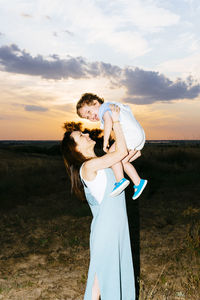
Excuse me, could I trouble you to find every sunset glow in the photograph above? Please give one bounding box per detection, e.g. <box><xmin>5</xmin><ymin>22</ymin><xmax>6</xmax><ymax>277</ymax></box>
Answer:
<box><xmin>0</xmin><ymin>0</ymin><xmax>200</xmax><ymax>140</ymax></box>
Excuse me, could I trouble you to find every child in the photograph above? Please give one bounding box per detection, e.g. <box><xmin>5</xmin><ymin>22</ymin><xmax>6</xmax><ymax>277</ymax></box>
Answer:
<box><xmin>76</xmin><ymin>93</ymin><xmax>147</xmax><ymax>200</ymax></box>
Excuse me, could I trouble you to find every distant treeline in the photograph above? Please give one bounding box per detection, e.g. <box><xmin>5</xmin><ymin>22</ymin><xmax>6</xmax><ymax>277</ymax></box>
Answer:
<box><xmin>0</xmin><ymin>143</ymin><xmax>61</xmax><ymax>156</ymax></box>
<box><xmin>0</xmin><ymin>121</ymin><xmax>200</xmax><ymax>156</ymax></box>
<box><xmin>0</xmin><ymin>123</ymin><xmax>105</xmax><ymax>156</ymax></box>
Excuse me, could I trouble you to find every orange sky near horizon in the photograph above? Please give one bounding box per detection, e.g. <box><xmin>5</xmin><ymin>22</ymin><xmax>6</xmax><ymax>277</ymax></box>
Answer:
<box><xmin>1</xmin><ymin>1</ymin><xmax>200</xmax><ymax>141</ymax></box>
<box><xmin>1</xmin><ymin>75</ymin><xmax>200</xmax><ymax>141</ymax></box>
<box><xmin>1</xmin><ymin>72</ymin><xmax>200</xmax><ymax>141</ymax></box>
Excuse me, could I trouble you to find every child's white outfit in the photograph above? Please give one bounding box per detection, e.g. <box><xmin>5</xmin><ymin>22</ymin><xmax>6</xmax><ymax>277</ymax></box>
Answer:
<box><xmin>99</xmin><ymin>102</ymin><xmax>145</xmax><ymax>151</ymax></box>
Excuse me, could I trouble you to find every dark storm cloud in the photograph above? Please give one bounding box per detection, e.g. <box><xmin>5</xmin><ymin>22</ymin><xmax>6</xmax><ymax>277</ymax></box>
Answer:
<box><xmin>87</xmin><ymin>61</ymin><xmax>121</xmax><ymax>77</ymax></box>
<box><xmin>0</xmin><ymin>44</ymin><xmax>120</xmax><ymax>80</ymax></box>
<box><xmin>25</xmin><ymin>105</ymin><xmax>48</xmax><ymax>112</ymax></box>
<box><xmin>122</xmin><ymin>68</ymin><xmax>200</xmax><ymax>104</ymax></box>
<box><xmin>0</xmin><ymin>44</ymin><xmax>199</xmax><ymax>104</ymax></box>
<box><xmin>0</xmin><ymin>45</ymin><xmax>86</xmax><ymax>79</ymax></box>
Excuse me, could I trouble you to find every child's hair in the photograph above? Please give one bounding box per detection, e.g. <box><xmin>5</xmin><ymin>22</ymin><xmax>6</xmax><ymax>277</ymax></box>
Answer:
<box><xmin>76</xmin><ymin>93</ymin><xmax>104</xmax><ymax>117</ymax></box>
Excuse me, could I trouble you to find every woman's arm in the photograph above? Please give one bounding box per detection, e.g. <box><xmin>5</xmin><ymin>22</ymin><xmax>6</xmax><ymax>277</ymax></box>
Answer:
<box><xmin>82</xmin><ymin>105</ymin><xmax>127</xmax><ymax>180</ymax></box>
<box><xmin>103</xmin><ymin>111</ymin><xmax>113</xmax><ymax>152</ymax></box>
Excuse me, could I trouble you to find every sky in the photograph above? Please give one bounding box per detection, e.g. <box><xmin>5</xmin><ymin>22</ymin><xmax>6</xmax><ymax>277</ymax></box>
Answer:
<box><xmin>0</xmin><ymin>0</ymin><xmax>200</xmax><ymax>140</ymax></box>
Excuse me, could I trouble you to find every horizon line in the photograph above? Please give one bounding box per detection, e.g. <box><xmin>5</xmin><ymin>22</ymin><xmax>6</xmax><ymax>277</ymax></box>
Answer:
<box><xmin>1</xmin><ymin>139</ymin><xmax>200</xmax><ymax>142</ymax></box>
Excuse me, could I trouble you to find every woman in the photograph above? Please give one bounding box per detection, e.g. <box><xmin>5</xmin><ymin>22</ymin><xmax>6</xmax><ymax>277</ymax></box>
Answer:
<box><xmin>61</xmin><ymin>105</ymin><xmax>135</xmax><ymax>300</ymax></box>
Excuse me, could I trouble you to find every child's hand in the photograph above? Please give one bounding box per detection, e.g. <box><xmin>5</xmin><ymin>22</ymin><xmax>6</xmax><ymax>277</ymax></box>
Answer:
<box><xmin>103</xmin><ymin>145</ymin><xmax>109</xmax><ymax>153</ymax></box>
<box><xmin>109</xmin><ymin>104</ymin><xmax>120</xmax><ymax>122</ymax></box>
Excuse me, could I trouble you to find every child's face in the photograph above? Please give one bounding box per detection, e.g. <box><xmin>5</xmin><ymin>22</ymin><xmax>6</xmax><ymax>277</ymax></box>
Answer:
<box><xmin>79</xmin><ymin>100</ymin><xmax>100</xmax><ymax>122</ymax></box>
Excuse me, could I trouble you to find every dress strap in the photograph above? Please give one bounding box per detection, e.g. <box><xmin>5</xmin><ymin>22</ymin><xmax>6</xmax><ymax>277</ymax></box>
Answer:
<box><xmin>80</xmin><ymin>163</ymin><xmax>88</xmax><ymax>188</ymax></box>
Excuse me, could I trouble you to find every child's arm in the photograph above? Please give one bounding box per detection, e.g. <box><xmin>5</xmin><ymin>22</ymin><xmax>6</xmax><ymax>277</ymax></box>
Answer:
<box><xmin>103</xmin><ymin>111</ymin><xmax>113</xmax><ymax>152</ymax></box>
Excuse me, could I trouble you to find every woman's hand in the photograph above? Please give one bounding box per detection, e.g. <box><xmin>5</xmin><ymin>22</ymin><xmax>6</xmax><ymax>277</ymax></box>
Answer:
<box><xmin>109</xmin><ymin>104</ymin><xmax>120</xmax><ymax>123</ymax></box>
<box><xmin>83</xmin><ymin>103</ymin><xmax>127</xmax><ymax>175</ymax></box>
<box><xmin>103</xmin><ymin>144</ymin><xmax>109</xmax><ymax>153</ymax></box>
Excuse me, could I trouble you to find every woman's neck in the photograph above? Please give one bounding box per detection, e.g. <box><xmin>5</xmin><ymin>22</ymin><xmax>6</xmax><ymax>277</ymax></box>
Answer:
<box><xmin>84</xmin><ymin>145</ymin><xmax>96</xmax><ymax>159</ymax></box>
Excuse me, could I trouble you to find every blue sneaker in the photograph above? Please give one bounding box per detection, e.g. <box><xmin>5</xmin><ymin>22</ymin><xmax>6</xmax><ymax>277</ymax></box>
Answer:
<box><xmin>132</xmin><ymin>179</ymin><xmax>148</xmax><ymax>200</ymax></box>
<box><xmin>110</xmin><ymin>178</ymin><xmax>130</xmax><ymax>197</ymax></box>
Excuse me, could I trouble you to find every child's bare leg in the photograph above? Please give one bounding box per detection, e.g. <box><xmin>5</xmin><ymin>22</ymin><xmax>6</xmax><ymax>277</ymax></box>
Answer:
<box><xmin>129</xmin><ymin>150</ymin><xmax>141</xmax><ymax>162</ymax></box>
<box><xmin>122</xmin><ymin>149</ymin><xmax>147</xmax><ymax>200</ymax></box>
<box><xmin>122</xmin><ymin>159</ymin><xmax>140</xmax><ymax>186</ymax></box>
<box><xmin>122</xmin><ymin>149</ymin><xmax>140</xmax><ymax>164</ymax></box>
<box><xmin>122</xmin><ymin>150</ymin><xmax>137</xmax><ymax>164</ymax></box>
<box><xmin>108</xmin><ymin>142</ymin><xmax>130</xmax><ymax>196</ymax></box>
<box><xmin>108</xmin><ymin>143</ymin><xmax>124</xmax><ymax>182</ymax></box>
<box><xmin>111</xmin><ymin>162</ymin><xmax>124</xmax><ymax>182</ymax></box>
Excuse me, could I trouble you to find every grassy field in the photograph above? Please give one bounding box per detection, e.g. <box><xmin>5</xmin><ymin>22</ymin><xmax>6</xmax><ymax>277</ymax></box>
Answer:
<box><xmin>0</xmin><ymin>141</ymin><xmax>199</xmax><ymax>299</ymax></box>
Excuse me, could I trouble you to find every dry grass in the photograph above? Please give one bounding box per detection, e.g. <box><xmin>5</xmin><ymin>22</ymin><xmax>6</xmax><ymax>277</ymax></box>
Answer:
<box><xmin>0</xmin><ymin>142</ymin><xmax>199</xmax><ymax>299</ymax></box>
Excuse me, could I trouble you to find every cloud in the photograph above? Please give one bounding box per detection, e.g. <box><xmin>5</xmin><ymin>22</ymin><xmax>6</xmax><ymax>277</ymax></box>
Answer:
<box><xmin>102</xmin><ymin>30</ymin><xmax>149</xmax><ymax>57</ymax></box>
<box><xmin>25</xmin><ymin>105</ymin><xmax>48</xmax><ymax>112</ymax></box>
<box><xmin>119</xmin><ymin>0</ymin><xmax>180</xmax><ymax>32</ymax></box>
<box><xmin>0</xmin><ymin>44</ymin><xmax>199</xmax><ymax>105</ymax></box>
<box><xmin>0</xmin><ymin>44</ymin><xmax>87</xmax><ymax>79</ymax></box>
<box><xmin>0</xmin><ymin>115</ymin><xmax>7</xmax><ymax>120</ymax></box>
<box><xmin>21</xmin><ymin>13</ymin><xmax>32</xmax><ymax>18</ymax></box>
<box><xmin>36</xmin><ymin>0</ymin><xmax>178</xmax><ymax>57</ymax></box>
<box><xmin>42</xmin><ymin>0</ymin><xmax>150</xmax><ymax>58</ymax></box>
<box><xmin>0</xmin><ymin>0</ymin><xmax>182</xmax><ymax>61</ymax></box>
<box><xmin>64</xmin><ymin>30</ymin><xmax>74</xmax><ymax>36</ymax></box>
<box><xmin>158</xmin><ymin>52</ymin><xmax>200</xmax><ymax>79</ymax></box>
<box><xmin>122</xmin><ymin>68</ymin><xmax>200</xmax><ymax>104</ymax></box>
<box><xmin>0</xmin><ymin>44</ymin><xmax>121</xmax><ymax>80</ymax></box>
<box><xmin>53</xmin><ymin>103</ymin><xmax>75</xmax><ymax>114</ymax></box>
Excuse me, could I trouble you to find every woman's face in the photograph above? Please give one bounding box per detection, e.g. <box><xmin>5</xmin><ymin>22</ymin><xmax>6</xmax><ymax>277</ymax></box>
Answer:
<box><xmin>70</xmin><ymin>131</ymin><xmax>96</xmax><ymax>155</ymax></box>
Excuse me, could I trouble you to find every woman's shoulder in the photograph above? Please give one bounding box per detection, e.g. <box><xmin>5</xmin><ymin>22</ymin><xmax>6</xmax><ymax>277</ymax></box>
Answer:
<box><xmin>82</xmin><ymin>163</ymin><xmax>107</xmax><ymax>179</ymax></box>
<box><xmin>81</xmin><ymin>161</ymin><xmax>98</xmax><ymax>181</ymax></box>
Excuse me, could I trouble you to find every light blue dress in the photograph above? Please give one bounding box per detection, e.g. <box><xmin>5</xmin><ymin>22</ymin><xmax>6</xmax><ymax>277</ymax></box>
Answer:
<box><xmin>81</xmin><ymin>167</ymin><xmax>135</xmax><ymax>300</ymax></box>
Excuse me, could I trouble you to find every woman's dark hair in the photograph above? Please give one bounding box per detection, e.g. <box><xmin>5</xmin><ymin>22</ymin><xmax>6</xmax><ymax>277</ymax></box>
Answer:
<box><xmin>61</xmin><ymin>131</ymin><xmax>87</xmax><ymax>201</ymax></box>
